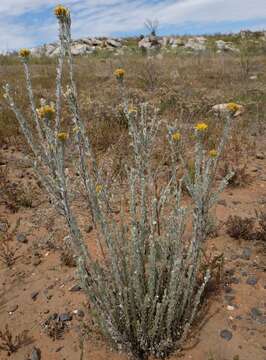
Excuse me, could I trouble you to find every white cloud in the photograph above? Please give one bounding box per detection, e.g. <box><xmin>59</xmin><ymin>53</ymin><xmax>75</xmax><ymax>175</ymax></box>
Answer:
<box><xmin>0</xmin><ymin>0</ymin><xmax>266</xmax><ymax>51</ymax></box>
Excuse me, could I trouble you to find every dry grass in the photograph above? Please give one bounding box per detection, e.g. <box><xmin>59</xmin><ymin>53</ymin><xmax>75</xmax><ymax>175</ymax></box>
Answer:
<box><xmin>0</xmin><ymin>324</ymin><xmax>31</xmax><ymax>356</ymax></box>
<box><xmin>226</xmin><ymin>215</ymin><xmax>255</xmax><ymax>240</ymax></box>
<box><xmin>1</xmin><ymin>46</ymin><xmax>266</xmax><ymax>174</ymax></box>
<box><xmin>0</xmin><ymin>218</ymin><xmax>20</xmax><ymax>268</ymax></box>
<box><xmin>0</xmin><ymin>164</ymin><xmax>33</xmax><ymax>212</ymax></box>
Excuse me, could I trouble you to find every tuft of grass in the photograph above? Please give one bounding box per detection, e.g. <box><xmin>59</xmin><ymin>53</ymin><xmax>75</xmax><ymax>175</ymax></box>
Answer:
<box><xmin>0</xmin><ymin>165</ymin><xmax>33</xmax><ymax>212</ymax></box>
<box><xmin>0</xmin><ymin>325</ymin><xmax>31</xmax><ymax>356</ymax></box>
<box><xmin>220</xmin><ymin>163</ymin><xmax>250</xmax><ymax>188</ymax></box>
<box><xmin>0</xmin><ymin>219</ymin><xmax>20</xmax><ymax>268</ymax></box>
<box><xmin>255</xmin><ymin>208</ymin><xmax>266</xmax><ymax>242</ymax></box>
<box><xmin>60</xmin><ymin>236</ymin><xmax>76</xmax><ymax>267</ymax></box>
<box><xmin>226</xmin><ymin>215</ymin><xmax>255</xmax><ymax>240</ymax></box>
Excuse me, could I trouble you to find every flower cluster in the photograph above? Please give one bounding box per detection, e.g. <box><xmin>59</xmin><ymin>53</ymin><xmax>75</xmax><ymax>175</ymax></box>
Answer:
<box><xmin>209</xmin><ymin>149</ymin><xmax>218</xmax><ymax>158</ymax></box>
<box><xmin>96</xmin><ymin>184</ymin><xmax>103</xmax><ymax>194</ymax></box>
<box><xmin>128</xmin><ymin>105</ymin><xmax>137</xmax><ymax>115</ymax></box>
<box><xmin>114</xmin><ymin>68</ymin><xmax>125</xmax><ymax>80</ymax></box>
<box><xmin>195</xmin><ymin>122</ymin><xmax>208</xmax><ymax>132</ymax></box>
<box><xmin>19</xmin><ymin>48</ymin><xmax>31</xmax><ymax>59</ymax></box>
<box><xmin>57</xmin><ymin>132</ymin><xmax>68</xmax><ymax>142</ymax></box>
<box><xmin>172</xmin><ymin>131</ymin><xmax>181</xmax><ymax>142</ymax></box>
<box><xmin>36</xmin><ymin>105</ymin><xmax>55</xmax><ymax>120</ymax></box>
<box><xmin>54</xmin><ymin>5</ymin><xmax>69</xmax><ymax>18</ymax></box>
<box><xmin>227</xmin><ymin>102</ymin><xmax>241</xmax><ymax>114</ymax></box>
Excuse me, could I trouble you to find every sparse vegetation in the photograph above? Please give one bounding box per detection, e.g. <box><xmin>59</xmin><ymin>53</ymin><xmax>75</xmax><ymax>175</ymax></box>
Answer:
<box><xmin>226</xmin><ymin>215</ymin><xmax>255</xmax><ymax>240</ymax></box>
<box><xmin>0</xmin><ymin>218</ymin><xmax>20</xmax><ymax>267</ymax></box>
<box><xmin>42</xmin><ymin>314</ymin><xmax>68</xmax><ymax>340</ymax></box>
<box><xmin>226</xmin><ymin>209</ymin><xmax>266</xmax><ymax>242</ymax></box>
<box><xmin>0</xmin><ymin>325</ymin><xmax>30</xmax><ymax>356</ymax></box>
<box><xmin>255</xmin><ymin>208</ymin><xmax>266</xmax><ymax>242</ymax></box>
<box><xmin>0</xmin><ymin>165</ymin><xmax>33</xmax><ymax>212</ymax></box>
<box><xmin>220</xmin><ymin>163</ymin><xmax>250</xmax><ymax>188</ymax></box>
<box><xmin>60</xmin><ymin>236</ymin><xmax>76</xmax><ymax>267</ymax></box>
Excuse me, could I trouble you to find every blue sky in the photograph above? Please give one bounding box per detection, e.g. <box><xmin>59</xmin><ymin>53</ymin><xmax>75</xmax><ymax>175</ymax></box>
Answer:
<box><xmin>1</xmin><ymin>0</ymin><xmax>266</xmax><ymax>51</ymax></box>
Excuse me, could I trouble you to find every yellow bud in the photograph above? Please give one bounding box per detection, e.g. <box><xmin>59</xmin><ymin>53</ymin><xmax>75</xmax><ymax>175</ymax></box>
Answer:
<box><xmin>114</xmin><ymin>68</ymin><xmax>125</xmax><ymax>79</ymax></box>
<box><xmin>195</xmin><ymin>122</ymin><xmax>208</xmax><ymax>132</ymax></box>
<box><xmin>172</xmin><ymin>131</ymin><xmax>181</xmax><ymax>142</ymax></box>
<box><xmin>227</xmin><ymin>102</ymin><xmax>241</xmax><ymax>113</ymax></box>
<box><xmin>36</xmin><ymin>105</ymin><xmax>55</xmax><ymax>120</ymax></box>
<box><xmin>54</xmin><ymin>5</ymin><xmax>69</xmax><ymax>18</ymax></box>
<box><xmin>19</xmin><ymin>48</ymin><xmax>31</xmax><ymax>58</ymax></box>
<box><xmin>209</xmin><ymin>149</ymin><xmax>218</xmax><ymax>158</ymax></box>
<box><xmin>128</xmin><ymin>106</ymin><xmax>137</xmax><ymax>115</ymax></box>
<box><xmin>96</xmin><ymin>184</ymin><xmax>103</xmax><ymax>194</ymax></box>
<box><xmin>57</xmin><ymin>132</ymin><xmax>68</xmax><ymax>142</ymax></box>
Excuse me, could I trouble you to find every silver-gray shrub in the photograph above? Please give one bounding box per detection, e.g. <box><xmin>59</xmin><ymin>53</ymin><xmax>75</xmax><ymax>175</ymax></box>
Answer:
<box><xmin>3</xmin><ymin>6</ymin><xmax>234</xmax><ymax>360</ymax></box>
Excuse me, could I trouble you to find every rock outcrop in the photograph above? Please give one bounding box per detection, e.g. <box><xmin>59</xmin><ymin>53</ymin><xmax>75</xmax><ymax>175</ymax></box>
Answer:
<box><xmin>30</xmin><ymin>37</ymin><xmax>123</xmax><ymax>57</ymax></box>
<box><xmin>184</xmin><ymin>37</ymin><xmax>207</xmax><ymax>51</ymax></box>
<box><xmin>138</xmin><ymin>35</ymin><xmax>161</xmax><ymax>50</ymax></box>
<box><xmin>25</xmin><ymin>31</ymin><xmax>266</xmax><ymax>57</ymax></box>
<box><xmin>215</xmin><ymin>40</ymin><xmax>239</xmax><ymax>53</ymax></box>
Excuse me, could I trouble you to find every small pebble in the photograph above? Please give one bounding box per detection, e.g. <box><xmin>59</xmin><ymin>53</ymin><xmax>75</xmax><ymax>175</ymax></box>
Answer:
<box><xmin>69</xmin><ymin>284</ymin><xmax>82</xmax><ymax>292</ymax></box>
<box><xmin>59</xmin><ymin>313</ymin><xmax>72</xmax><ymax>322</ymax></box>
<box><xmin>250</xmin><ymin>308</ymin><xmax>266</xmax><ymax>324</ymax></box>
<box><xmin>31</xmin><ymin>291</ymin><xmax>39</xmax><ymax>301</ymax></box>
<box><xmin>256</xmin><ymin>153</ymin><xmax>265</xmax><ymax>160</ymax></box>
<box><xmin>220</xmin><ymin>329</ymin><xmax>233</xmax><ymax>341</ymax></box>
<box><xmin>241</xmin><ymin>248</ymin><xmax>252</xmax><ymax>260</ymax></box>
<box><xmin>32</xmin><ymin>258</ymin><xmax>41</xmax><ymax>266</ymax></box>
<box><xmin>246</xmin><ymin>276</ymin><xmax>258</xmax><ymax>286</ymax></box>
<box><xmin>16</xmin><ymin>233</ymin><xmax>28</xmax><ymax>243</ymax></box>
<box><xmin>30</xmin><ymin>347</ymin><xmax>41</xmax><ymax>360</ymax></box>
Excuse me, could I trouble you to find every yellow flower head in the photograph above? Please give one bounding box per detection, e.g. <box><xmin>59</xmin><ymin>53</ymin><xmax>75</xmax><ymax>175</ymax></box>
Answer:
<box><xmin>19</xmin><ymin>48</ymin><xmax>31</xmax><ymax>58</ymax></box>
<box><xmin>54</xmin><ymin>5</ymin><xmax>69</xmax><ymax>18</ymax></box>
<box><xmin>172</xmin><ymin>131</ymin><xmax>181</xmax><ymax>142</ymax></box>
<box><xmin>96</xmin><ymin>184</ymin><xmax>103</xmax><ymax>194</ymax></box>
<box><xmin>128</xmin><ymin>106</ymin><xmax>137</xmax><ymax>115</ymax></box>
<box><xmin>209</xmin><ymin>149</ymin><xmax>218</xmax><ymax>158</ymax></box>
<box><xmin>36</xmin><ymin>105</ymin><xmax>55</xmax><ymax>120</ymax></box>
<box><xmin>195</xmin><ymin>122</ymin><xmax>208</xmax><ymax>132</ymax></box>
<box><xmin>114</xmin><ymin>68</ymin><xmax>125</xmax><ymax>79</ymax></box>
<box><xmin>227</xmin><ymin>102</ymin><xmax>240</xmax><ymax>113</ymax></box>
<box><xmin>57</xmin><ymin>132</ymin><xmax>69</xmax><ymax>142</ymax></box>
